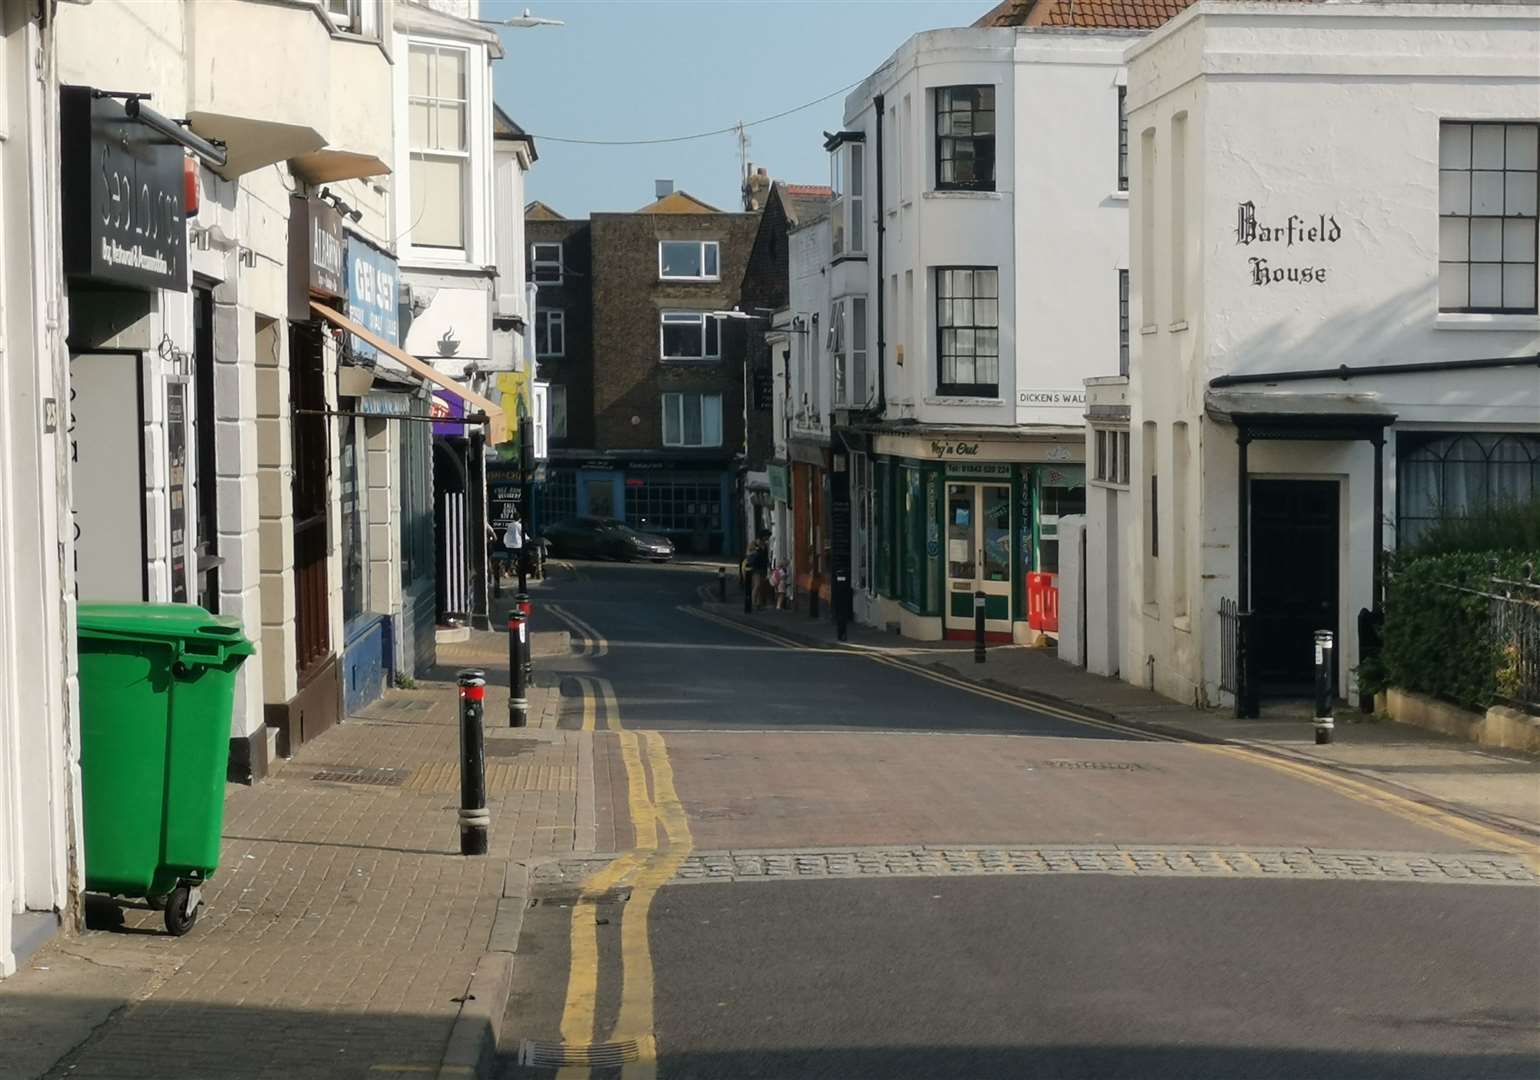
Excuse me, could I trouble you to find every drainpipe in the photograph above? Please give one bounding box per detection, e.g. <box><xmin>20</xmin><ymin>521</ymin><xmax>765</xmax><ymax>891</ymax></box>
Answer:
<box><xmin>873</xmin><ymin>93</ymin><xmax>886</xmax><ymax>418</ymax></box>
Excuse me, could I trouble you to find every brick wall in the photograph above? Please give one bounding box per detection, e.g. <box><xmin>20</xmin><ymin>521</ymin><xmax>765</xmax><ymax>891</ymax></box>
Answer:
<box><xmin>526</xmin><ymin>218</ymin><xmax>593</xmax><ymax>448</ymax></box>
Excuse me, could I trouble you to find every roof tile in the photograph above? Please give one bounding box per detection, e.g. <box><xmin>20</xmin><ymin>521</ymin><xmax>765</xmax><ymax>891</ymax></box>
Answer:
<box><xmin>976</xmin><ymin>0</ymin><xmax>1203</xmax><ymax>30</ymax></box>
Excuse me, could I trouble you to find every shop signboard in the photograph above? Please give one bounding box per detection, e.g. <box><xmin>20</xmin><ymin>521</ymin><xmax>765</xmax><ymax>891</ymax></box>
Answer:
<box><xmin>345</xmin><ymin>237</ymin><xmax>399</xmax><ymax>360</ymax></box>
<box><xmin>431</xmin><ymin>390</ymin><xmax>466</xmax><ymax>438</ymax></box>
<box><xmin>768</xmin><ymin>464</ymin><xmax>789</xmax><ymax>503</ymax></box>
<box><xmin>60</xmin><ymin>86</ymin><xmax>187</xmax><ymax>292</ymax></box>
<box><xmin>287</xmin><ymin>195</ymin><xmax>344</xmax><ymax>319</ymax></box>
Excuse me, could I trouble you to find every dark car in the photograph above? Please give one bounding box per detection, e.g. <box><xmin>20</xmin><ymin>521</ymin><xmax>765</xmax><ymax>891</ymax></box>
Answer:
<box><xmin>542</xmin><ymin>517</ymin><xmax>675</xmax><ymax>562</ymax></box>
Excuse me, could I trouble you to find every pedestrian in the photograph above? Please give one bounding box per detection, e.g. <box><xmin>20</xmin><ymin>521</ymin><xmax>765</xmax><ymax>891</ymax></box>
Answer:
<box><xmin>770</xmin><ymin>560</ymin><xmax>787</xmax><ymax>610</ymax></box>
<box><xmin>748</xmin><ymin>537</ymin><xmax>771</xmax><ymax>610</ymax></box>
<box><xmin>504</xmin><ymin>512</ymin><xmax>526</xmax><ymax>589</ymax></box>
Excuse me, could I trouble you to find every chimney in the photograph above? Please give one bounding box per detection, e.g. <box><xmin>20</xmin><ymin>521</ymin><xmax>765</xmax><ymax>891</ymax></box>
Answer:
<box><xmin>742</xmin><ymin>165</ymin><xmax>771</xmax><ymax>211</ymax></box>
<box><xmin>654</xmin><ymin>179</ymin><xmax>674</xmax><ymax>200</ymax></box>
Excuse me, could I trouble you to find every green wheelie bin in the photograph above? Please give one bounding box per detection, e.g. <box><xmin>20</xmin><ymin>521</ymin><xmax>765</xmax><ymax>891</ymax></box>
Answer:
<box><xmin>77</xmin><ymin>603</ymin><xmax>254</xmax><ymax>936</ymax></box>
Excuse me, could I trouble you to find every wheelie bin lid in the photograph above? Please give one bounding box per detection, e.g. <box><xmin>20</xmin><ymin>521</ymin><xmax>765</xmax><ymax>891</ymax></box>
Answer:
<box><xmin>78</xmin><ymin>603</ymin><xmax>255</xmax><ymax>667</ymax></box>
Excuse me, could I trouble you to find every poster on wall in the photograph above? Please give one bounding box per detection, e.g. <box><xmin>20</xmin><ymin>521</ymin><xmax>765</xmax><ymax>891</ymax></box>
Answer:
<box><xmin>166</xmin><ymin>380</ymin><xmax>190</xmax><ymax>604</ymax></box>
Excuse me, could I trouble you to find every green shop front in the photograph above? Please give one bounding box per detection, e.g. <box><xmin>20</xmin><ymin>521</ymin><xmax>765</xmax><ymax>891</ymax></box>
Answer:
<box><xmin>865</xmin><ymin>434</ymin><xmax>1085</xmax><ymax>643</ymax></box>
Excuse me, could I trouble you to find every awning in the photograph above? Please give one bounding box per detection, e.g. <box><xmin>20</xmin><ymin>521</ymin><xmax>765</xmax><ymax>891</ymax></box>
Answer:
<box><xmin>309</xmin><ymin>302</ymin><xmax>507</xmax><ymax>443</ymax></box>
<box><xmin>1205</xmin><ymin>390</ymin><xmax>1397</xmax><ymax>441</ymax></box>
<box><xmin>186</xmin><ymin>112</ymin><xmax>325</xmax><ymax>179</ymax></box>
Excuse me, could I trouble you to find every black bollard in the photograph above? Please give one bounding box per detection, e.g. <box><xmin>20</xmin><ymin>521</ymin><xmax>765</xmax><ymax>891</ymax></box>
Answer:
<box><xmin>834</xmin><ymin>569</ymin><xmax>849</xmax><ymax>642</ymax></box>
<box><xmin>974</xmin><ymin>590</ymin><xmax>987</xmax><ymax>663</ymax></box>
<box><xmin>516</xmin><ymin>593</ymin><xmax>533</xmax><ymax>681</ymax></box>
<box><xmin>718</xmin><ymin>565</ymin><xmax>727</xmax><ymax>602</ymax></box>
<box><xmin>508</xmin><ymin>612</ymin><xmax>528</xmax><ymax>727</ymax></box>
<box><xmin>744</xmin><ymin>567</ymin><xmax>754</xmax><ymax>613</ymax></box>
<box><xmin>458</xmin><ymin>669</ymin><xmax>490</xmax><ymax>854</ymax></box>
<box><xmin>1313</xmin><ymin>629</ymin><xmax>1335</xmax><ymax>744</ymax></box>
<box><xmin>516</xmin><ymin>547</ymin><xmax>528</xmax><ymax>594</ymax></box>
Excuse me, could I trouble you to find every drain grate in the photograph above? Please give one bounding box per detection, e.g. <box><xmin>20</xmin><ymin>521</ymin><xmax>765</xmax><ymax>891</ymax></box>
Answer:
<box><xmin>528</xmin><ymin>886</ymin><xmax>632</xmax><ymax>908</ymax></box>
<box><xmin>519</xmin><ymin>1037</ymin><xmax>647</xmax><ymax>1069</ymax></box>
<box><xmin>378</xmin><ymin>698</ymin><xmax>432</xmax><ymax>712</ymax></box>
<box><xmin>1044</xmin><ymin>760</ymin><xmax>1144</xmax><ymax>771</ymax></box>
<box><xmin>309</xmin><ymin>765</ymin><xmax>410</xmax><ymax>786</ymax></box>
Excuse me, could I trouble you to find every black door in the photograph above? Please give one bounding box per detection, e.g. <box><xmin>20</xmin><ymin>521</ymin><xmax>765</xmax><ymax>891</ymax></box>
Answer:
<box><xmin>1251</xmin><ymin>479</ymin><xmax>1338</xmax><ymax>695</ymax></box>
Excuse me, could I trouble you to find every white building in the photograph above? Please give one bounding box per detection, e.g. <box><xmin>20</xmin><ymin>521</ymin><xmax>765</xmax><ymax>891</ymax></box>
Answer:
<box><xmin>392</xmin><ymin>0</ymin><xmax>511</xmax><ymax>631</ymax></box>
<box><xmin>830</xmin><ymin>22</ymin><xmax>1136</xmax><ymax>642</ymax></box>
<box><xmin>1101</xmin><ymin>0</ymin><xmax>1540</xmax><ymax>711</ymax></box>
<box><xmin>1</xmin><ymin>0</ymin><xmax>75</xmax><ymax>976</ymax></box>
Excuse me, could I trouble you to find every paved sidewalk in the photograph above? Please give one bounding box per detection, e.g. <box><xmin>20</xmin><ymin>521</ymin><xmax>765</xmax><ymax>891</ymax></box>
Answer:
<box><xmin>705</xmin><ymin>600</ymin><xmax>1540</xmax><ymax>838</ymax></box>
<box><xmin>0</xmin><ymin>628</ymin><xmax>577</xmax><ymax>1080</ymax></box>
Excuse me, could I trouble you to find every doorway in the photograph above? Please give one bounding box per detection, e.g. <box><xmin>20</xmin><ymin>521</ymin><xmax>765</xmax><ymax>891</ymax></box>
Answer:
<box><xmin>943</xmin><ymin>482</ymin><xmax>1012</xmax><ymax>638</ymax></box>
<box><xmin>1251</xmin><ymin>479</ymin><xmax>1338</xmax><ymax>695</ymax></box>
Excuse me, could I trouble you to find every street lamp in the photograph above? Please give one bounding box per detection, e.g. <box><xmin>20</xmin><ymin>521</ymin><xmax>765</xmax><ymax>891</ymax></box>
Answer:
<box><xmin>479</xmin><ymin>8</ymin><xmax>565</xmax><ymax>28</ymax></box>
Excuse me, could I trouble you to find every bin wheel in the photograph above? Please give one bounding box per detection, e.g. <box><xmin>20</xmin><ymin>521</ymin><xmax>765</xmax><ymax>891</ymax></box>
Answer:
<box><xmin>164</xmin><ymin>884</ymin><xmax>199</xmax><ymax>936</ymax></box>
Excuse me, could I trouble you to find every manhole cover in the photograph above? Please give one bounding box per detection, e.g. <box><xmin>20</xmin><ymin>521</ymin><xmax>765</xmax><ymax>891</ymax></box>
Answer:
<box><xmin>309</xmin><ymin>765</ymin><xmax>410</xmax><ymax>786</ymax></box>
<box><xmin>1044</xmin><ymin>760</ymin><xmax>1144</xmax><ymax>771</ymax></box>
<box><xmin>519</xmin><ymin>1037</ymin><xmax>648</xmax><ymax>1070</ymax></box>
<box><xmin>378</xmin><ymin>698</ymin><xmax>432</xmax><ymax>712</ymax></box>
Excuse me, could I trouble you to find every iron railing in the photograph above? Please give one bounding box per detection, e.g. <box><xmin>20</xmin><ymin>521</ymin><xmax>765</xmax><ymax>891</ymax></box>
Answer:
<box><xmin>1489</xmin><ymin>574</ymin><xmax>1540</xmax><ymax>713</ymax></box>
<box><xmin>1219</xmin><ymin>597</ymin><xmax>1240</xmax><ymax>695</ymax></box>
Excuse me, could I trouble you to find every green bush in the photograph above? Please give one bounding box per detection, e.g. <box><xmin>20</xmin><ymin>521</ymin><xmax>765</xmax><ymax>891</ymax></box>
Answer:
<box><xmin>1406</xmin><ymin>501</ymin><xmax>1540</xmax><ymax>557</ymax></box>
<box><xmin>1375</xmin><ymin>551</ymin><xmax>1537</xmax><ymax>712</ymax></box>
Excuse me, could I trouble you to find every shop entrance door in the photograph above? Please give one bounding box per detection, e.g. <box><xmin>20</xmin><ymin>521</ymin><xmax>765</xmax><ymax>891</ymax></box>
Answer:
<box><xmin>944</xmin><ymin>482</ymin><xmax>1012</xmax><ymax>638</ymax></box>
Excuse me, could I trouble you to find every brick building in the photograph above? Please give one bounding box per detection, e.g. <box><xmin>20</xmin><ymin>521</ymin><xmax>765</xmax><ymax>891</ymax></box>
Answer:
<box><xmin>528</xmin><ymin>185</ymin><xmax>761</xmax><ymax>553</ymax></box>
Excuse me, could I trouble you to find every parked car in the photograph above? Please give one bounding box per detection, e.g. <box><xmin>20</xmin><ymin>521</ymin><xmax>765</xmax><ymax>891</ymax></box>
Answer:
<box><xmin>542</xmin><ymin>517</ymin><xmax>675</xmax><ymax>562</ymax></box>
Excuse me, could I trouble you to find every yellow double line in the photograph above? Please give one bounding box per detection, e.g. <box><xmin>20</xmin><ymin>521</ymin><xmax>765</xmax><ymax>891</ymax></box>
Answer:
<box><xmin>549</xmin><ymin>604</ymin><xmax>608</xmax><ymax>658</ymax></box>
<box><xmin>558</xmin><ymin>676</ymin><xmax>692</xmax><ymax>1078</ymax></box>
<box><xmin>685</xmin><ymin>605</ymin><xmax>1540</xmax><ymax>865</ymax></box>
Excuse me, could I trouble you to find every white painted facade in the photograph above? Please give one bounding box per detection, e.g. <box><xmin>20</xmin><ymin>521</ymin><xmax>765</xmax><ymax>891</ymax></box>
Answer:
<box><xmin>1116</xmin><ymin>1</ymin><xmax>1540</xmax><ymax>708</ymax></box>
<box><xmin>52</xmin><ymin>0</ymin><xmax>399</xmax><ymax>765</ymax></box>
<box><xmin>0</xmin><ymin>0</ymin><xmax>76</xmax><ymax>976</ymax></box>
<box><xmin>787</xmin><ymin>217</ymin><xmax>835</xmax><ymax>450</ymax></box>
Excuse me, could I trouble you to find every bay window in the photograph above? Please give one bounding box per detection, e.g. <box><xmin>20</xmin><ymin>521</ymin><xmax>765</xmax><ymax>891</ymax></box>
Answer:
<box><xmin>660</xmin><ymin>311</ymin><xmax>721</xmax><ymax>362</ymax></box>
<box><xmin>662</xmin><ymin>392</ymin><xmax>723</xmax><ymax>448</ymax></box>
<box><xmin>829</xmin><ymin>137</ymin><xmax>866</xmax><ymax>257</ymax></box>
<box><xmin>409</xmin><ymin>44</ymin><xmax>469</xmax><ymax>250</ymax></box>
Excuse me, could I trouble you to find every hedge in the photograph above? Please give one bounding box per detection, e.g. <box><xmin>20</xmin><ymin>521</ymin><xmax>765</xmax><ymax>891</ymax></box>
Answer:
<box><xmin>1374</xmin><ymin>551</ymin><xmax>1536</xmax><ymax>713</ymax></box>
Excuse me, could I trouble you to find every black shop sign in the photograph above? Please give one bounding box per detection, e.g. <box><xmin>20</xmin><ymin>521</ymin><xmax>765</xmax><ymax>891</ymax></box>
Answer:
<box><xmin>60</xmin><ymin>86</ymin><xmax>188</xmax><ymax>292</ymax></box>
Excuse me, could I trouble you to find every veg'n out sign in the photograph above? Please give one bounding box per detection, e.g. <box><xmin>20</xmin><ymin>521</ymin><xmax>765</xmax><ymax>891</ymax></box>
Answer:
<box><xmin>60</xmin><ymin>86</ymin><xmax>187</xmax><ymax>292</ymax></box>
<box><xmin>1234</xmin><ymin>201</ymin><xmax>1342</xmax><ymax>286</ymax></box>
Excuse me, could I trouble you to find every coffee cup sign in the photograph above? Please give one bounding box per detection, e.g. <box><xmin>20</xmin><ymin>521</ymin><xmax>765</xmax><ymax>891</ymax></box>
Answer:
<box><xmin>1235</xmin><ymin>201</ymin><xmax>1341</xmax><ymax>286</ymax></box>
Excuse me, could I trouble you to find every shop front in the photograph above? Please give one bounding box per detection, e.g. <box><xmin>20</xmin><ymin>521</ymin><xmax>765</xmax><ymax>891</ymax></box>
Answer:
<box><xmin>863</xmin><ymin>432</ymin><xmax>1085</xmax><ymax>643</ymax></box>
<box><xmin>546</xmin><ymin>452</ymin><xmax>736</xmax><ymax>555</ymax></box>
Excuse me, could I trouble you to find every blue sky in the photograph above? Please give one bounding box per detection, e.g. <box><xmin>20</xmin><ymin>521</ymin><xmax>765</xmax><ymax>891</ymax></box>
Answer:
<box><xmin>483</xmin><ymin>0</ymin><xmax>992</xmax><ymax>217</ymax></box>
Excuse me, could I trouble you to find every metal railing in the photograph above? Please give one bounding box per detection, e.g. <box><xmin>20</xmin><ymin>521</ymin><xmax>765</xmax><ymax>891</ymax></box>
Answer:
<box><xmin>1219</xmin><ymin>597</ymin><xmax>1240</xmax><ymax>695</ymax></box>
<box><xmin>1490</xmin><ymin>574</ymin><xmax>1540</xmax><ymax>713</ymax></box>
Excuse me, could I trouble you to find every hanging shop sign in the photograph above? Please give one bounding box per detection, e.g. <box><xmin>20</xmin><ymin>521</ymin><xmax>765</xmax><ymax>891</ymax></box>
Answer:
<box><xmin>287</xmin><ymin>195</ymin><xmax>344</xmax><ymax>318</ymax></box>
<box><xmin>1234</xmin><ymin>201</ymin><xmax>1341</xmax><ymax>286</ymax></box>
<box><xmin>60</xmin><ymin>86</ymin><xmax>188</xmax><ymax>292</ymax></box>
<box><xmin>431</xmin><ymin>390</ymin><xmax>467</xmax><ymax>437</ymax></box>
<box><xmin>345</xmin><ymin>237</ymin><xmax>399</xmax><ymax>359</ymax></box>
<box><xmin>404</xmin><ymin>287</ymin><xmax>490</xmax><ymax>361</ymax></box>
<box><xmin>768</xmin><ymin>463</ymin><xmax>789</xmax><ymax>503</ymax></box>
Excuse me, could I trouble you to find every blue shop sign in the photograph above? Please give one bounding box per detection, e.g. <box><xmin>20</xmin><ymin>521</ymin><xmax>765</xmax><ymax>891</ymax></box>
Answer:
<box><xmin>345</xmin><ymin>237</ymin><xmax>399</xmax><ymax>359</ymax></box>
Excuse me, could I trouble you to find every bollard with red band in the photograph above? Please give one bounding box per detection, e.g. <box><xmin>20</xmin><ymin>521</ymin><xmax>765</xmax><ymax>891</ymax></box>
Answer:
<box><xmin>457</xmin><ymin>669</ymin><xmax>489</xmax><ymax>855</ymax></box>
<box><xmin>516</xmin><ymin>593</ymin><xmax>534</xmax><ymax>681</ymax></box>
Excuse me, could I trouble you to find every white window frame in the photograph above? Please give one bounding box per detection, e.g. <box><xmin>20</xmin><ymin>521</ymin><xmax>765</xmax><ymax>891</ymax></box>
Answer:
<box><xmin>830</xmin><ymin>141</ymin><xmax>866</xmax><ymax>258</ymax></box>
<box><xmin>658</xmin><ymin>240</ymin><xmax>721</xmax><ymax>282</ymax></box>
<box><xmin>829</xmin><ymin>299</ymin><xmax>847</xmax><ymax>406</ymax></box>
<box><xmin>536</xmin><ymin>309</ymin><xmax>564</xmax><ymax>358</ymax></box>
<box><xmin>661</xmin><ymin>392</ymin><xmax>723</xmax><ymax>448</ymax></box>
<box><xmin>531</xmin><ymin>242</ymin><xmax>563</xmax><ymax>285</ymax></box>
<box><xmin>407</xmin><ymin>42</ymin><xmax>472</xmax><ymax>253</ymax></box>
<box><xmin>659</xmin><ymin>311</ymin><xmax>721</xmax><ymax>363</ymax></box>
<box><xmin>1438</xmin><ymin>120</ymin><xmax>1538</xmax><ymax>315</ymax></box>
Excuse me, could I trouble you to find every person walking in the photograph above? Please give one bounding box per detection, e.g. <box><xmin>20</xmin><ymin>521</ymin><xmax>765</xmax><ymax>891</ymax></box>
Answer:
<box><xmin>504</xmin><ymin>512</ymin><xmax>527</xmax><ymax>592</ymax></box>
<box><xmin>748</xmin><ymin>537</ymin><xmax>771</xmax><ymax>610</ymax></box>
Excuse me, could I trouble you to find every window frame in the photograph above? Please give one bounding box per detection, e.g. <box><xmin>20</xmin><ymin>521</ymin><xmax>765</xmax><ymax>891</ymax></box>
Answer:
<box><xmin>660</xmin><ymin>392</ymin><xmax>724</xmax><ymax>448</ymax></box>
<box><xmin>657</xmin><ymin>240</ymin><xmax>721</xmax><ymax>282</ymax></box>
<box><xmin>935</xmin><ymin>85</ymin><xmax>996</xmax><ymax>193</ymax></box>
<box><xmin>535</xmin><ymin>308</ymin><xmax>564</xmax><ymax>358</ymax></box>
<box><xmin>407</xmin><ymin>41</ymin><xmax>472</xmax><ymax>252</ymax></box>
<box><xmin>659</xmin><ymin>311</ymin><xmax>722</xmax><ymax>364</ymax></box>
<box><xmin>1118</xmin><ymin>269</ymin><xmax>1130</xmax><ymax>375</ymax></box>
<box><xmin>1438</xmin><ymin>120</ymin><xmax>1539</xmax><ymax>315</ymax></box>
<box><xmin>1117</xmin><ymin>86</ymin><xmax>1129</xmax><ymax>192</ymax></box>
<box><xmin>531</xmin><ymin>242</ymin><xmax>563</xmax><ymax>285</ymax></box>
<box><xmin>934</xmin><ymin>266</ymin><xmax>1001</xmax><ymax>398</ymax></box>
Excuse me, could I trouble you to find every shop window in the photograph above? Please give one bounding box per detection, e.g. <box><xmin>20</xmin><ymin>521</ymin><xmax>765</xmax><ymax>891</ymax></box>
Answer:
<box><xmin>1439</xmin><ymin>122</ymin><xmax>1538</xmax><ymax>313</ymax></box>
<box><xmin>936</xmin><ymin>85</ymin><xmax>995</xmax><ymax>192</ymax></box>
<box><xmin>400</xmin><ymin>401</ymin><xmax>434</xmax><ymax>590</ymax></box>
<box><xmin>624</xmin><ymin>475</ymin><xmax>722</xmax><ymax>534</ymax></box>
<box><xmin>540</xmin><ymin>470</ymin><xmax>577</xmax><ymax>526</ymax></box>
<box><xmin>658</xmin><ymin>240</ymin><xmax>720</xmax><ymax>281</ymax></box>
<box><xmin>1397</xmin><ymin>432</ymin><xmax>1540</xmax><ymax>547</ymax></box>
<box><xmin>935</xmin><ymin>267</ymin><xmax>1000</xmax><ymax>397</ymax></box>
<box><xmin>409</xmin><ymin>43</ymin><xmax>469</xmax><ymax>250</ymax></box>
<box><xmin>341</xmin><ymin>420</ymin><xmax>366</xmax><ymax>622</ymax></box>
